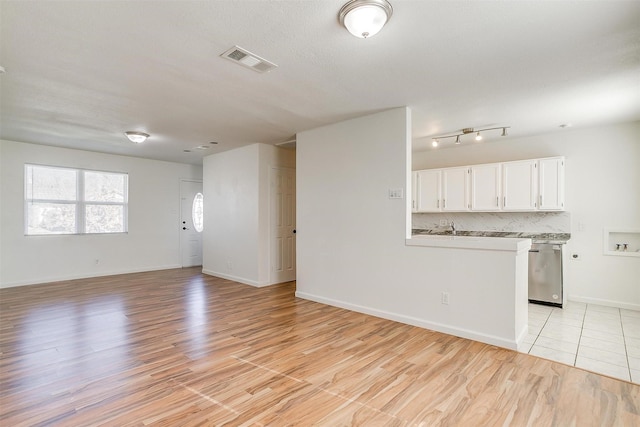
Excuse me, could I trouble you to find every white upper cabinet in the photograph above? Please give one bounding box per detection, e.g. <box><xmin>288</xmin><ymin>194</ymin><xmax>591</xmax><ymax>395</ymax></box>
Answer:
<box><xmin>412</xmin><ymin>156</ymin><xmax>565</xmax><ymax>213</ymax></box>
<box><xmin>502</xmin><ymin>160</ymin><xmax>538</xmax><ymax>211</ymax></box>
<box><xmin>442</xmin><ymin>167</ymin><xmax>470</xmax><ymax>211</ymax></box>
<box><xmin>411</xmin><ymin>171</ymin><xmax>418</xmax><ymax>213</ymax></box>
<box><xmin>470</xmin><ymin>163</ymin><xmax>501</xmax><ymax>211</ymax></box>
<box><xmin>539</xmin><ymin>157</ymin><xmax>565</xmax><ymax>210</ymax></box>
<box><xmin>416</xmin><ymin>169</ymin><xmax>441</xmax><ymax>212</ymax></box>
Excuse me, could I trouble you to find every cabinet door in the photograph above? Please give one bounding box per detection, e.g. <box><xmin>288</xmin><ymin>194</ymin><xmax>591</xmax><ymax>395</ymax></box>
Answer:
<box><xmin>442</xmin><ymin>167</ymin><xmax>469</xmax><ymax>211</ymax></box>
<box><xmin>470</xmin><ymin>163</ymin><xmax>501</xmax><ymax>211</ymax></box>
<box><xmin>502</xmin><ymin>160</ymin><xmax>537</xmax><ymax>211</ymax></box>
<box><xmin>539</xmin><ymin>157</ymin><xmax>565</xmax><ymax>210</ymax></box>
<box><xmin>416</xmin><ymin>169</ymin><xmax>441</xmax><ymax>212</ymax></box>
<box><xmin>411</xmin><ymin>171</ymin><xmax>417</xmax><ymax>213</ymax></box>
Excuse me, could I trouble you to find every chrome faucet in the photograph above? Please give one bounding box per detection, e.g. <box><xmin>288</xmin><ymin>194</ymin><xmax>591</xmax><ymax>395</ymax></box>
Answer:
<box><xmin>450</xmin><ymin>221</ymin><xmax>456</xmax><ymax>236</ymax></box>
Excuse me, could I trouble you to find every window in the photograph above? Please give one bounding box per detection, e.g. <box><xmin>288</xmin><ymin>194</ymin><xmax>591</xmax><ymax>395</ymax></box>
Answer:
<box><xmin>25</xmin><ymin>164</ymin><xmax>128</xmax><ymax>235</ymax></box>
<box><xmin>192</xmin><ymin>192</ymin><xmax>204</xmax><ymax>232</ymax></box>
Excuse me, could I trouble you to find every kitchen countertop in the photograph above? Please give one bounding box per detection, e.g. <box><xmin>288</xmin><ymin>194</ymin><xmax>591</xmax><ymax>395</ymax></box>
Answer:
<box><xmin>411</xmin><ymin>229</ymin><xmax>570</xmax><ymax>242</ymax></box>
<box><xmin>407</xmin><ymin>233</ymin><xmax>533</xmax><ymax>252</ymax></box>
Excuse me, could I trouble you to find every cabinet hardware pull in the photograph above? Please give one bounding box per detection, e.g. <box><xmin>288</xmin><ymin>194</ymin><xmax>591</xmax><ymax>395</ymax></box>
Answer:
<box><xmin>503</xmin><ymin>196</ymin><xmax>506</xmax><ymax>206</ymax></box>
<box><xmin>443</xmin><ymin>199</ymin><xmax>446</xmax><ymax>208</ymax></box>
<box><xmin>437</xmin><ymin>199</ymin><xmax>440</xmax><ymax>208</ymax></box>
<box><xmin>496</xmin><ymin>196</ymin><xmax>499</xmax><ymax>207</ymax></box>
<box><xmin>539</xmin><ymin>194</ymin><xmax>542</xmax><ymax>206</ymax></box>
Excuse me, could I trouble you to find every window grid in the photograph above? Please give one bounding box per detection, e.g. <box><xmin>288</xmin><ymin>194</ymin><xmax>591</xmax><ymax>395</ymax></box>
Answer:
<box><xmin>25</xmin><ymin>164</ymin><xmax>128</xmax><ymax>235</ymax></box>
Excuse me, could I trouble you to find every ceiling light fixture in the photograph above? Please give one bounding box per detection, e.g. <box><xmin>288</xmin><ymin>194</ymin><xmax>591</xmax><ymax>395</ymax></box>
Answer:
<box><xmin>125</xmin><ymin>131</ymin><xmax>149</xmax><ymax>144</ymax></box>
<box><xmin>338</xmin><ymin>0</ymin><xmax>393</xmax><ymax>39</ymax></box>
<box><xmin>428</xmin><ymin>126</ymin><xmax>511</xmax><ymax>148</ymax></box>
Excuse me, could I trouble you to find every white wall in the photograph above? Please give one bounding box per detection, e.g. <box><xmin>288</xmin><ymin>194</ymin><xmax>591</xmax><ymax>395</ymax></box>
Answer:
<box><xmin>413</xmin><ymin>121</ymin><xmax>640</xmax><ymax>310</ymax></box>
<box><xmin>296</xmin><ymin>108</ymin><xmax>530</xmax><ymax>349</ymax></box>
<box><xmin>0</xmin><ymin>140</ymin><xmax>203</xmax><ymax>288</ymax></box>
<box><xmin>202</xmin><ymin>143</ymin><xmax>294</xmax><ymax>287</ymax></box>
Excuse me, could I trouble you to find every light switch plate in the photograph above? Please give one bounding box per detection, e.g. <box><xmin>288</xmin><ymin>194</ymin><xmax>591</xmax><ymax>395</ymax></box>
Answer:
<box><xmin>388</xmin><ymin>188</ymin><xmax>404</xmax><ymax>199</ymax></box>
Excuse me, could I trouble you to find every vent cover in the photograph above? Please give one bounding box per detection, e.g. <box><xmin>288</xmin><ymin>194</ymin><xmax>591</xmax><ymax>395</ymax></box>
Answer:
<box><xmin>220</xmin><ymin>46</ymin><xmax>278</xmax><ymax>73</ymax></box>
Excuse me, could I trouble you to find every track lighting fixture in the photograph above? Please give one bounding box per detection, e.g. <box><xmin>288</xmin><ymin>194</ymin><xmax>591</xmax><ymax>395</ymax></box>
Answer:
<box><xmin>427</xmin><ymin>126</ymin><xmax>510</xmax><ymax>148</ymax></box>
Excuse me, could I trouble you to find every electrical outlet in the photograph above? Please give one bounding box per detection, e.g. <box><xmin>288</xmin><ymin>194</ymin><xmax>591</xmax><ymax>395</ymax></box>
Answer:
<box><xmin>227</xmin><ymin>261</ymin><xmax>233</xmax><ymax>271</ymax></box>
<box><xmin>441</xmin><ymin>292</ymin><xmax>450</xmax><ymax>305</ymax></box>
<box><xmin>95</xmin><ymin>259</ymin><xmax>99</xmax><ymax>265</ymax></box>
<box><xmin>440</xmin><ymin>219</ymin><xmax>448</xmax><ymax>227</ymax></box>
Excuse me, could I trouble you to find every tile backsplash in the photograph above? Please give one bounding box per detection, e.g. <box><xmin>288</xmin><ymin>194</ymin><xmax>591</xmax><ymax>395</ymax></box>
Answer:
<box><xmin>413</xmin><ymin>212</ymin><xmax>571</xmax><ymax>233</ymax></box>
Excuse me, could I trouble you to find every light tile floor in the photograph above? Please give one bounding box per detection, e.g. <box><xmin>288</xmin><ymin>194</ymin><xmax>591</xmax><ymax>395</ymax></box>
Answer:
<box><xmin>522</xmin><ymin>302</ymin><xmax>640</xmax><ymax>384</ymax></box>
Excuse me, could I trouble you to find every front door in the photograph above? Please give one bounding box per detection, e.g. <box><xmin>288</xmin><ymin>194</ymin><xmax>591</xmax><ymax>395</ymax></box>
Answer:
<box><xmin>180</xmin><ymin>180</ymin><xmax>203</xmax><ymax>267</ymax></box>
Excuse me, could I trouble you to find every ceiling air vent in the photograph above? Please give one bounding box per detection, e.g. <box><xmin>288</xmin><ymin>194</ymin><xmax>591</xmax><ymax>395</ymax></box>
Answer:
<box><xmin>220</xmin><ymin>46</ymin><xmax>277</xmax><ymax>73</ymax></box>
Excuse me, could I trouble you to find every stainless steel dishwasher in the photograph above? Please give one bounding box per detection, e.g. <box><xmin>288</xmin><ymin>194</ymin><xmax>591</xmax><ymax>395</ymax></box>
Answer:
<box><xmin>528</xmin><ymin>241</ymin><xmax>563</xmax><ymax>307</ymax></box>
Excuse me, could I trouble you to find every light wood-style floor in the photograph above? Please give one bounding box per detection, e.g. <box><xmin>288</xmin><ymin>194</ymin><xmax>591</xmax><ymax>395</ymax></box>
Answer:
<box><xmin>1</xmin><ymin>268</ymin><xmax>638</xmax><ymax>426</ymax></box>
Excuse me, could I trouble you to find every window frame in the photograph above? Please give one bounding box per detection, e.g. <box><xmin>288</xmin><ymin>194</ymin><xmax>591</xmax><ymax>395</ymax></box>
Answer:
<box><xmin>24</xmin><ymin>164</ymin><xmax>129</xmax><ymax>236</ymax></box>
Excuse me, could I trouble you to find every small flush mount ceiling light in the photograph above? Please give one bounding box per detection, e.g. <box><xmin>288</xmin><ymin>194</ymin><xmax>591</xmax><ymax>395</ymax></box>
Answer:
<box><xmin>339</xmin><ymin>0</ymin><xmax>393</xmax><ymax>39</ymax></box>
<box><xmin>125</xmin><ymin>131</ymin><xmax>149</xmax><ymax>144</ymax></box>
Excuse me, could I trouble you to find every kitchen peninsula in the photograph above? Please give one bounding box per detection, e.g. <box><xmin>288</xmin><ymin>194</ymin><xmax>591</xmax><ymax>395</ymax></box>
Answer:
<box><xmin>406</xmin><ymin>233</ymin><xmax>532</xmax><ymax>351</ymax></box>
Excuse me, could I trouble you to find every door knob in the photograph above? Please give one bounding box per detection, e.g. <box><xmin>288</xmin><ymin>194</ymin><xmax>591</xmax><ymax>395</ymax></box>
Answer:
<box><xmin>182</xmin><ymin>227</ymin><xmax>189</xmax><ymax>230</ymax></box>
<box><xmin>293</xmin><ymin>229</ymin><xmax>296</xmax><ymax>234</ymax></box>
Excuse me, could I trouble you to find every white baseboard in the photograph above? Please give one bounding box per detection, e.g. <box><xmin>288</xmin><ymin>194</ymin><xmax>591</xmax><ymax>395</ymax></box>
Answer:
<box><xmin>568</xmin><ymin>295</ymin><xmax>640</xmax><ymax>311</ymax></box>
<box><xmin>0</xmin><ymin>264</ymin><xmax>182</xmax><ymax>289</ymax></box>
<box><xmin>202</xmin><ymin>269</ymin><xmax>272</xmax><ymax>288</ymax></box>
<box><xmin>295</xmin><ymin>291</ymin><xmax>519</xmax><ymax>351</ymax></box>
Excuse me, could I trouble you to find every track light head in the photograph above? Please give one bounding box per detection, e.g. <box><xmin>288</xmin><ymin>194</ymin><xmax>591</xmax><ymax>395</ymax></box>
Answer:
<box><xmin>475</xmin><ymin>131</ymin><xmax>482</xmax><ymax>141</ymax></box>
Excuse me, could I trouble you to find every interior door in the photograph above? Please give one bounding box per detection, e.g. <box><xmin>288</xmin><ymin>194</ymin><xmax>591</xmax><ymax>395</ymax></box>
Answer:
<box><xmin>180</xmin><ymin>180</ymin><xmax>203</xmax><ymax>267</ymax></box>
<box><xmin>271</xmin><ymin>167</ymin><xmax>296</xmax><ymax>283</ymax></box>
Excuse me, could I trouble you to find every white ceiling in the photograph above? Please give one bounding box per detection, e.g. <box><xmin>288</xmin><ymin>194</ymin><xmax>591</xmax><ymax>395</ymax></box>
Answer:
<box><xmin>1</xmin><ymin>1</ymin><xmax>639</xmax><ymax>165</ymax></box>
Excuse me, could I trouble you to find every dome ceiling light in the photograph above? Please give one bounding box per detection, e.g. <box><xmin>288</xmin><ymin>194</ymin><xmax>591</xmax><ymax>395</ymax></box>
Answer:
<box><xmin>125</xmin><ymin>131</ymin><xmax>149</xmax><ymax>144</ymax></box>
<box><xmin>338</xmin><ymin>0</ymin><xmax>393</xmax><ymax>39</ymax></box>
